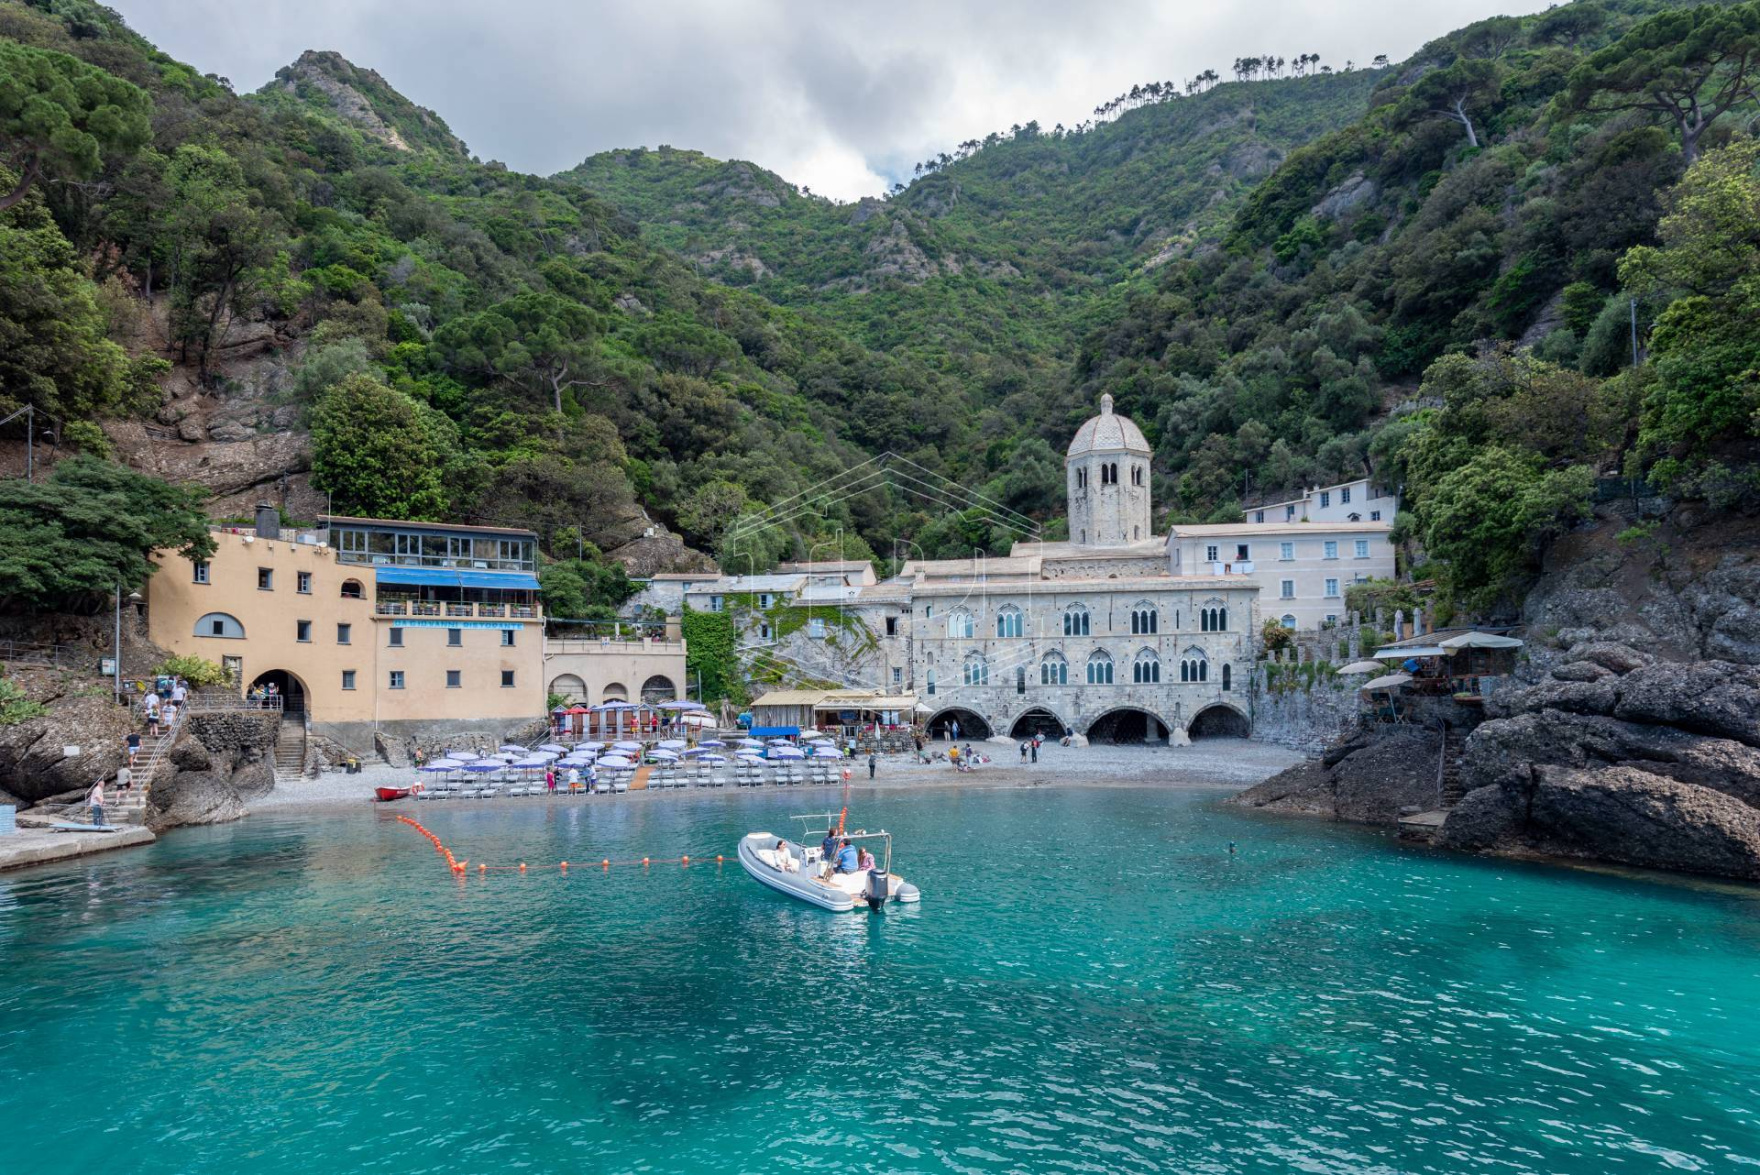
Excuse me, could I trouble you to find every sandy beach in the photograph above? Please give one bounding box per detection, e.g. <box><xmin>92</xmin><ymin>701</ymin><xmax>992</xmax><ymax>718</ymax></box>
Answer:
<box><xmin>249</xmin><ymin>738</ymin><xmax>1308</xmax><ymax>813</ymax></box>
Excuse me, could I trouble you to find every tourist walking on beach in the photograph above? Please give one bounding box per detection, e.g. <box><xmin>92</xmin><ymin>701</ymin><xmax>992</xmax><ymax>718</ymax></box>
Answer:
<box><xmin>1020</xmin><ymin>741</ymin><xmax>1028</xmax><ymax>763</ymax></box>
<box><xmin>949</xmin><ymin>718</ymin><xmax>960</xmax><ymax>743</ymax></box>
<box><xmin>87</xmin><ymin>779</ymin><xmax>105</xmax><ymax>827</ymax></box>
<box><xmin>545</xmin><ymin>767</ymin><xmax>555</xmax><ymax>793</ymax></box>
<box><xmin>868</xmin><ymin>752</ymin><xmax>876</xmax><ymax>780</ymax></box>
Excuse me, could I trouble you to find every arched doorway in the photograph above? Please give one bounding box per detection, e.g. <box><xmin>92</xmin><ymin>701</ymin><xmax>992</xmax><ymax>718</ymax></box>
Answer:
<box><xmin>249</xmin><ymin>669</ymin><xmax>308</xmax><ymax>714</ymax></box>
<box><xmin>1188</xmin><ymin>703</ymin><xmax>1251</xmax><ymax>739</ymax></box>
<box><xmin>549</xmin><ymin>674</ymin><xmax>587</xmax><ymax>704</ymax></box>
<box><xmin>927</xmin><ymin>707</ymin><xmax>990</xmax><ymax>740</ymax></box>
<box><xmin>602</xmin><ymin>682</ymin><xmax>628</xmax><ymax>702</ymax></box>
<box><xmin>1009</xmin><ymin>708</ymin><xmax>1066</xmax><ymax>739</ymax></box>
<box><xmin>1087</xmin><ymin>707</ymin><xmax>1169</xmax><ymax>744</ymax></box>
<box><xmin>641</xmin><ymin>675</ymin><xmax>677</xmax><ymax>704</ymax></box>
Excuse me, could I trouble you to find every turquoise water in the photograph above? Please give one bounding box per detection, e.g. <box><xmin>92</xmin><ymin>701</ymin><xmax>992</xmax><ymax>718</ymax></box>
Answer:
<box><xmin>3</xmin><ymin>785</ymin><xmax>1759</xmax><ymax>1174</ymax></box>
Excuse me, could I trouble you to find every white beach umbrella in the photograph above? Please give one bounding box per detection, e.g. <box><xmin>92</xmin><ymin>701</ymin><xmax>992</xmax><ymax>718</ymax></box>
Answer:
<box><xmin>1361</xmin><ymin>673</ymin><xmax>1414</xmax><ymax>691</ymax></box>
<box><xmin>658</xmin><ymin>739</ymin><xmax>687</xmax><ymax>750</ymax></box>
<box><xmin>699</xmin><ymin>739</ymin><xmax>726</xmax><ymax>748</ymax></box>
<box><xmin>597</xmin><ymin>754</ymin><xmax>634</xmax><ymax>768</ymax></box>
<box><xmin>1438</xmin><ymin>631</ymin><xmax>1524</xmax><ymax>651</ymax></box>
<box><xmin>647</xmin><ymin>749</ymin><xmax>680</xmax><ymax>762</ymax></box>
<box><xmin>444</xmin><ymin>750</ymin><xmax>480</xmax><ymax>762</ymax></box>
<box><xmin>1339</xmin><ymin>660</ymin><xmax>1387</xmax><ymax>675</ymax></box>
<box><xmin>811</xmin><ymin>745</ymin><xmax>843</xmax><ymax>759</ymax></box>
<box><xmin>537</xmin><ymin>743</ymin><xmax>568</xmax><ymax>753</ymax></box>
<box><xmin>737</xmin><ymin>738</ymin><xmax>766</xmax><ymax>748</ymax></box>
<box><xmin>613</xmin><ymin>740</ymin><xmax>643</xmax><ymax>752</ymax></box>
<box><xmin>800</xmin><ymin>730</ymin><xmax>830</xmax><ymax>741</ymax></box>
<box><xmin>498</xmin><ymin>744</ymin><xmax>529</xmax><ymax>753</ymax></box>
<box><xmin>769</xmin><ymin>745</ymin><xmax>806</xmax><ymax>760</ymax></box>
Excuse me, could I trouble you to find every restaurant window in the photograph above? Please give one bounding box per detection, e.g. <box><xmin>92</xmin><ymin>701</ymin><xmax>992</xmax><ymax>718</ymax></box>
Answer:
<box><xmin>388</xmin><ymin>629</ymin><xmax>404</xmax><ymax>647</ymax></box>
<box><xmin>296</xmin><ymin>619</ymin><xmax>311</xmax><ymax>643</ymax></box>
<box><xmin>501</xmin><ymin>670</ymin><xmax>515</xmax><ymax>688</ymax></box>
<box><xmin>447</xmin><ymin>628</ymin><xmax>462</xmax><ymax>647</ymax></box>
<box><xmin>297</xmin><ymin>571</ymin><xmax>311</xmax><ymax>594</ymax></box>
<box><xmin>388</xmin><ymin>671</ymin><xmax>405</xmax><ymax>690</ymax></box>
<box><xmin>341</xmin><ymin>670</ymin><xmax>356</xmax><ymax>691</ymax></box>
<box><xmin>1341</xmin><ymin>487</ymin><xmax>1351</xmax><ymax>504</ymax></box>
<box><xmin>446</xmin><ymin>670</ymin><xmax>461</xmax><ymax>689</ymax></box>
<box><xmin>336</xmin><ymin>623</ymin><xmax>351</xmax><ymax>645</ymax></box>
<box><xmin>257</xmin><ymin>568</ymin><xmax>273</xmax><ymax>591</ymax></box>
<box><xmin>193</xmin><ymin>561</ymin><xmax>210</xmax><ymax>584</ymax></box>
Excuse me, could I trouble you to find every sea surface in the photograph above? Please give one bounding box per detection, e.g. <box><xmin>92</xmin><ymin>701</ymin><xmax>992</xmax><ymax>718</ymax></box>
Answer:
<box><xmin>2</xmin><ymin>784</ymin><xmax>1758</xmax><ymax>1174</ymax></box>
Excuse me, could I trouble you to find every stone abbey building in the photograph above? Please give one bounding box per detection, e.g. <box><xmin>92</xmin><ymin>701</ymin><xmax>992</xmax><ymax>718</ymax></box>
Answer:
<box><xmin>689</xmin><ymin>395</ymin><xmax>1396</xmax><ymax>743</ymax></box>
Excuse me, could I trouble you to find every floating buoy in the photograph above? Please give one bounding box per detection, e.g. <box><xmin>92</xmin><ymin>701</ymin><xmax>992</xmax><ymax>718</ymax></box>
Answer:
<box><xmin>642</xmin><ymin>857</ymin><xmax>650</xmax><ymax>866</ymax></box>
<box><xmin>716</xmin><ymin>855</ymin><xmax>724</xmax><ymax>863</ymax></box>
<box><xmin>681</xmin><ymin>855</ymin><xmax>690</xmax><ymax>866</ymax></box>
<box><xmin>519</xmin><ymin>862</ymin><xmax>527</xmax><ymax>872</ymax></box>
<box><xmin>560</xmin><ymin>861</ymin><xmax>569</xmax><ymax>870</ymax></box>
<box><xmin>479</xmin><ymin>863</ymin><xmax>486</xmax><ymax>873</ymax></box>
<box><xmin>601</xmin><ymin>859</ymin><xmax>609</xmax><ymax>869</ymax></box>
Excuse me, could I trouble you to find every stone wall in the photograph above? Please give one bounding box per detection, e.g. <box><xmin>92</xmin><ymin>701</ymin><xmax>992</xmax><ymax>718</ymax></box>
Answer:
<box><xmin>1247</xmin><ymin>670</ymin><xmax>1360</xmax><ymax>751</ymax></box>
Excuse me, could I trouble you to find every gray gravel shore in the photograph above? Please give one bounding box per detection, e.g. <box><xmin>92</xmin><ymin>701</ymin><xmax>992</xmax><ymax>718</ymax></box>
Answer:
<box><xmin>249</xmin><ymin>738</ymin><xmax>1306</xmax><ymax>814</ymax></box>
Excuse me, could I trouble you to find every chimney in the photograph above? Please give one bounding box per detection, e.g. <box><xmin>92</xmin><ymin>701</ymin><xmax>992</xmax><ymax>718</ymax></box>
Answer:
<box><xmin>255</xmin><ymin>503</ymin><xmax>281</xmax><ymax>540</ymax></box>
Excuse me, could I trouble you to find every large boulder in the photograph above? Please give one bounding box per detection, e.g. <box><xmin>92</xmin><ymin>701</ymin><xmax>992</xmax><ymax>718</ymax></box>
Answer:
<box><xmin>1231</xmin><ymin>728</ymin><xmax>1438</xmax><ymax>825</ymax></box>
<box><xmin>147</xmin><ymin>712</ymin><xmax>279</xmax><ymax>830</ymax></box>
<box><xmin>1230</xmin><ymin>760</ymin><xmax>1333</xmax><ymax>818</ymax></box>
<box><xmin>1525</xmin><ymin>765</ymin><xmax>1760</xmax><ymax>880</ymax></box>
<box><xmin>1611</xmin><ymin>661</ymin><xmax>1760</xmax><ymax>746</ymax></box>
<box><xmin>0</xmin><ymin>681</ymin><xmax>131</xmax><ymax>802</ymax></box>
<box><xmin>1440</xmin><ymin>784</ymin><xmax>1522</xmax><ymax>851</ymax></box>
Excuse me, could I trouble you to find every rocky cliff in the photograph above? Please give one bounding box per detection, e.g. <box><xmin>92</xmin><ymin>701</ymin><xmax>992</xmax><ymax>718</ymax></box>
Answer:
<box><xmin>1232</xmin><ymin>506</ymin><xmax>1760</xmax><ymax>883</ymax></box>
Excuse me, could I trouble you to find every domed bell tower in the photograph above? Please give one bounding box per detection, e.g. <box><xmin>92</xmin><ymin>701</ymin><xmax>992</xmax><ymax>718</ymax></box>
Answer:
<box><xmin>1066</xmin><ymin>393</ymin><xmax>1152</xmax><ymax>547</ymax></box>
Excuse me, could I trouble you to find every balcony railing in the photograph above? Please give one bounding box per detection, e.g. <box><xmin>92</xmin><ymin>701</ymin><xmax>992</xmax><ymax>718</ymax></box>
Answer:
<box><xmin>334</xmin><ymin>552</ymin><xmax>535</xmax><ymax>573</ymax></box>
<box><xmin>373</xmin><ymin>601</ymin><xmax>541</xmax><ymax>620</ymax></box>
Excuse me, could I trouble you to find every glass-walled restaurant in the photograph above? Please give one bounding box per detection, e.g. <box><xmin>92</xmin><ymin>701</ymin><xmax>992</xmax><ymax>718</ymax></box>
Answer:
<box><xmin>317</xmin><ymin>515</ymin><xmax>541</xmax><ymax>618</ymax></box>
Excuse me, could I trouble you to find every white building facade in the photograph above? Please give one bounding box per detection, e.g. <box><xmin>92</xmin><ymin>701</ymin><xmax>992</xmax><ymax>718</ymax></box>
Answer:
<box><xmin>677</xmin><ymin>395</ymin><xmax>1400</xmax><ymax>743</ymax></box>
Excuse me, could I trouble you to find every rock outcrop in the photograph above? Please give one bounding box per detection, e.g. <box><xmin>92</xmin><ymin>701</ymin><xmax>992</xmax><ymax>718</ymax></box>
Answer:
<box><xmin>0</xmin><ymin>670</ymin><xmax>133</xmax><ymax>803</ymax></box>
<box><xmin>1231</xmin><ymin>727</ymin><xmax>1440</xmax><ymax>823</ymax></box>
<box><xmin>1433</xmin><ymin>645</ymin><xmax>1760</xmax><ymax>879</ymax></box>
<box><xmin>147</xmin><ymin>712</ymin><xmax>278</xmax><ymax>831</ymax></box>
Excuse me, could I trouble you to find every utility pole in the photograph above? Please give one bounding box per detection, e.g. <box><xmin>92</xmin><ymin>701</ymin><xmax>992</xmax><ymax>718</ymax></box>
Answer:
<box><xmin>1629</xmin><ymin>297</ymin><xmax>1640</xmax><ymax>369</ymax></box>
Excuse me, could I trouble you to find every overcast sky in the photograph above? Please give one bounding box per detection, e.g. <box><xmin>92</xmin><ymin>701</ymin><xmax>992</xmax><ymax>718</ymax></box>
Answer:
<box><xmin>121</xmin><ymin>0</ymin><xmax>1552</xmax><ymax>201</ymax></box>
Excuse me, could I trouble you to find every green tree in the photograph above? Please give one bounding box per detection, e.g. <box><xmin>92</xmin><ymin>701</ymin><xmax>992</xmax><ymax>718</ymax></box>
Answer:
<box><xmin>0</xmin><ymin>42</ymin><xmax>151</xmax><ymax>212</ymax></box>
<box><xmin>1399</xmin><ymin>58</ymin><xmax>1502</xmax><ymax>149</ymax></box>
<box><xmin>1419</xmin><ymin>447</ymin><xmax>1593</xmax><ymax>604</ymax></box>
<box><xmin>0</xmin><ymin>457</ymin><xmax>214</xmax><ymax>612</ymax></box>
<box><xmin>675</xmin><ymin>479</ymin><xmax>747</xmax><ymax>547</ymax></box>
<box><xmin>159</xmin><ymin>145</ymin><xmax>282</xmax><ymax>377</ymax></box>
<box><xmin>539</xmin><ymin>558</ymin><xmax>635</xmax><ymax>619</ymax></box>
<box><xmin>432</xmin><ymin>292</ymin><xmax>604</xmax><ymax>417</ymax></box>
<box><xmin>1562</xmin><ymin>1</ymin><xmax>1760</xmax><ymax>166</ymax></box>
<box><xmin>311</xmin><ymin>373</ymin><xmax>453</xmax><ymax>520</ymax></box>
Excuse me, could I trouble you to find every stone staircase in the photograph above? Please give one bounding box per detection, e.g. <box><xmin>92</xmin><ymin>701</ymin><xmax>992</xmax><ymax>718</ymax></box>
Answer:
<box><xmin>1439</xmin><ymin>725</ymin><xmax>1468</xmax><ymax>808</ymax></box>
<box><xmin>111</xmin><ymin>713</ymin><xmax>185</xmax><ymax>825</ymax></box>
<box><xmin>274</xmin><ymin>713</ymin><xmax>307</xmax><ymax>781</ymax></box>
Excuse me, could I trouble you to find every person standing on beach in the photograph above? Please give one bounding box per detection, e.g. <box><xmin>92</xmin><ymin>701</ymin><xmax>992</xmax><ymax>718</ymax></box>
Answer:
<box><xmin>1030</xmin><ymin>740</ymin><xmax>1038</xmax><ymax>764</ymax></box>
<box><xmin>950</xmin><ymin>718</ymin><xmax>960</xmax><ymax>743</ymax></box>
<box><xmin>867</xmin><ymin>752</ymin><xmax>876</xmax><ymax>780</ymax></box>
<box><xmin>1020</xmin><ymin>741</ymin><xmax>1029</xmax><ymax>763</ymax></box>
<box><xmin>545</xmin><ymin>767</ymin><xmax>555</xmax><ymax>793</ymax></box>
<box><xmin>87</xmin><ymin>779</ymin><xmax>105</xmax><ymax>827</ymax></box>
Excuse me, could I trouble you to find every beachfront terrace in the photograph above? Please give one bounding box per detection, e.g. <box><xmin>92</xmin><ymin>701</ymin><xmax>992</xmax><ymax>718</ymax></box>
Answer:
<box><xmin>374</xmin><ymin>600</ymin><xmax>540</xmax><ymax>619</ymax></box>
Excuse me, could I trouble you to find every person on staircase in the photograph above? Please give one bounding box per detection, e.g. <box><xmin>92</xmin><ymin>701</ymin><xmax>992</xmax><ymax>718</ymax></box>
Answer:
<box><xmin>87</xmin><ymin>779</ymin><xmax>105</xmax><ymax>827</ymax></box>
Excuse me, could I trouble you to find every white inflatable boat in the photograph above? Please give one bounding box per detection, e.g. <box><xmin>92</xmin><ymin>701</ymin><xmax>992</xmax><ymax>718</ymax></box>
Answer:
<box><xmin>738</xmin><ymin>821</ymin><xmax>920</xmax><ymax>912</ymax></box>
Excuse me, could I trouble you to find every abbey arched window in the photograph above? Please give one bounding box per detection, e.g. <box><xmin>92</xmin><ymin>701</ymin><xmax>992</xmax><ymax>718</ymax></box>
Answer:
<box><xmin>963</xmin><ymin>653</ymin><xmax>989</xmax><ymax>687</ymax></box>
<box><xmin>1131</xmin><ymin>464</ymin><xmax>1144</xmax><ymax>487</ymax></box>
<box><xmin>1132</xmin><ymin>648</ymin><xmax>1161</xmax><ymax>684</ymax></box>
<box><xmin>1280</xmin><ymin>614</ymin><xmax>1297</xmax><ymax>629</ymax></box>
<box><xmin>195</xmin><ymin>612</ymin><xmax>245</xmax><ymax>639</ymax></box>
<box><xmin>1222</xmin><ymin>663</ymin><xmax>1232</xmax><ymax>691</ymax></box>
<box><xmin>996</xmin><ymin>606</ymin><xmax>1023</xmax><ymax>638</ymax></box>
<box><xmin>1098</xmin><ymin>461</ymin><xmax>1119</xmax><ymax>485</ymax></box>
<box><xmin>1063</xmin><ymin>605</ymin><xmax>1090</xmax><ymax>637</ymax></box>
<box><xmin>1180</xmin><ymin>647</ymin><xmax>1209</xmax><ymax>683</ymax></box>
<box><xmin>1087</xmin><ymin>650</ymin><xmax>1114</xmax><ymax>685</ymax></box>
<box><xmin>1040</xmin><ymin>652</ymin><xmax>1068</xmax><ymax>686</ymax></box>
<box><xmin>1129</xmin><ymin>603</ymin><xmax>1158</xmax><ymax>635</ymax></box>
<box><xmin>1076</xmin><ymin>467</ymin><xmax>1088</xmax><ymax>489</ymax></box>
<box><xmin>948</xmin><ymin>610</ymin><xmax>974</xmax><ymax>640</ymax></box>
<box><xmin>1016</xmin><ymin>665</ymin><xmax>1026</xmax><ymax>695</ymax></box>
<box><xmin>1199</xmin><ymin>603</ymin><xmax>1229</xmax><ymax>632</ymax></box>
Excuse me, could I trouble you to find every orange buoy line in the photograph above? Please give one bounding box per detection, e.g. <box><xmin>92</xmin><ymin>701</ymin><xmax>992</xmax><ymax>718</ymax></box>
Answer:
<box><xmin>394</xmin><ymin>815</ymin><xmax>727</xmax><ymax>876</ymax></box>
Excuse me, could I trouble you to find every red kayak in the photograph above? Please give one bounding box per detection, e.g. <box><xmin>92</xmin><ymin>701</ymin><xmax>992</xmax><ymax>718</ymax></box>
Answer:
<box><xmin>375</xmin><ymin>786</ymin><xmax>412</xmax><ymax>802</ymax></box>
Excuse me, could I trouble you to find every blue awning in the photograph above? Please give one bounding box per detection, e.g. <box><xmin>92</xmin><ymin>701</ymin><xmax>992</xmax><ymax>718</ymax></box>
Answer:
<box><xmin>749</xmin><ymin>726</ymin><xmax>800</xmax><ymax>738</ymax></box>
<box><xmin>374</xmin><ymin>566</ymin><xmax>540</xmax><ymax>591</ymax></box>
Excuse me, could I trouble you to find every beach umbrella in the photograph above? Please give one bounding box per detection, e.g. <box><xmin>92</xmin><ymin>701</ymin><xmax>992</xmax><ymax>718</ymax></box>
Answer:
<box><xmin>597</xmin><ymin>754</ymin><xmax>633</xmax><ymax>768</ymax></box>
<box><xmin>737</xmin><ymin>738</ymin><xmax>766</xmax><ymax>748</ymax></box>
<box><xmin>499</xmin><ymin>744</ymin><xmax>529</xmax><ymax>753</ymax></box>
<box><xmin>613</xmin><ymin>740</ymin><xmax>643</xmax><ymax>752</ymax></box>
<box><xmin>444</xmin><ymin>750</ymin><xmax>480</xmax><ymax>762</ymax></box>
<box><xmin>417</xmin><ymin>764</ymin><xmax>456</xmax><ymax>773</ymax></box>
<box><xmin>1438</xmin><ymin>631</ymin><xmax>1524</xmax><ymax>651</ymax></box>
<box><xmin>531</xmin><ymin>750</ymin><xmax>559</xmax><ymax>760</ymax></box>
<box><xmin>699</xmin><ymin>739</ymin><xmax>725</xmax><ymax>748</ymax></box>
<box><xmin>464</xmin><ymin>761</ymin><xmax>502</xmax><ymax>773</ymax></box>
<box><xmin>811</xmin><ymin>745</ymin><xmax>843</xmax><ymax>758</ymax></box>
<box><xmin>767</xmin><ymin>738</ymin><xmax>794</xmax><ymax>746</ymax></box>
<box><xmin>537</xmin><ymin>743</ymin><xmax>568</xmax><ymax>754</ymax></box>
<box><xmin>800</xmin><ymin>730</ymin><xmax>830</xmax><ymax>741</ymax></box>
<box><xmin>657</xmin><ymin>699</ymin><xmax>706</xmax><ymax>710</ymax></box>
<box><xmin>647</xmin><ymin>749</ymin><xmax>679</xmax><ymax>762</ymax></box>
<box><xmin>769</xmin><ymin>745</ymin><xmax>806</xmax><ymax>760</ymax></box>
<box><xmin>512</xmin><ymin>758</ymin><xmax>548</xmax><ymax>769</ymax></box>
<box><xmin>1339</xmin><ymin>660</ymin><xmax>1386</xmax><ymax>675</ymax></box>
<box><xmin>1361</xmin><ymin>673</ymin><xmax>1413</xmax><ymax>691</ymax></box>
<box><xmin>680</xmin><ymin>747</ymin><xmax>704</xmax><ymax>757</ymax></box>
<box><xmin>737</xmin><ymin>752</ymin><xmax>767</xmax><ymax>763</ymax></box>
<box><xmin>699</xmin><ymin>754</ymin><xmax>728</xmax><ymax>765</ymax></box>
<box><xmin>658</xmin><ymin>738</ymin><xmax>687</xmax><ymax>750</ymax></box>
<box><xmin>575</xmin><ymin>741</ymin><xmax>605</xmax><ymax>750</ymax></box>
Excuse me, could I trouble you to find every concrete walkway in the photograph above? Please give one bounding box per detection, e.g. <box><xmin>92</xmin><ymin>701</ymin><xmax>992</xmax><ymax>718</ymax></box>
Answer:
<box><xmin>0</xmin><ymin>825</ymin><xmax>156</xmax><ymax>872</ymax></box>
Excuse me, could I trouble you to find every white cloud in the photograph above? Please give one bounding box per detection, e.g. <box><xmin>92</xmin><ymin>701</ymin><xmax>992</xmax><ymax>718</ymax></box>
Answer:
<box><xmin>119</xmin><ymin>0</ymin><xmax>1554</xmax><ymax>201</ymax></box>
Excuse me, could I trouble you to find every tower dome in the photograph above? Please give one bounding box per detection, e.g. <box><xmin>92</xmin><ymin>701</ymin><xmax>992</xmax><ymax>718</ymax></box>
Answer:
<box><xmin>1066</xmin><ymin>393</ymin><xmax>1150</xmax><ymax>458</ymax></box>
<box><xmin>1065</xmin><ymin>394</ymin><xmax>1153</xmax><ymax>548</ymax></box>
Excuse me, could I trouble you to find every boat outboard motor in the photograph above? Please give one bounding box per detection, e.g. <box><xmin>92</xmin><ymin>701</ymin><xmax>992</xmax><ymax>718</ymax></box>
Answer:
<box><xmin>864</xmin><ymin>867</ymin><xmax>889</xmax><ymax>911</ymax></box>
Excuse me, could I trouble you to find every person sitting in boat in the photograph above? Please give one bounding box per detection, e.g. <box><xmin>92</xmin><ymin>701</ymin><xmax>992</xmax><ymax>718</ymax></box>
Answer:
<box><xmin>774</xmin><ymin>839</ymin><xmax>798</xmax><ymax>873</ymax></box>
<box><xmin>820</xmin><ymin>826</ymin><xmax>840</xmax><ymax>864</ymax></box>
<box><xmin>857</xmin><ymin>846</ymin><xmax>875</xmax><ymax>872</ymax></box>
<box><xmin>836</xmin><ymin>839</ymin><xmax>859</xmax><ymax>873</ymax></box>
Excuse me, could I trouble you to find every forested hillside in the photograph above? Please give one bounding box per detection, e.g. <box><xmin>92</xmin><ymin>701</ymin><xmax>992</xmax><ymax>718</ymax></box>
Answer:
<box><xmin>5</xmin><ymin>0</ymin><xmax>1760</xmax><ymax>623</ymax></box>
